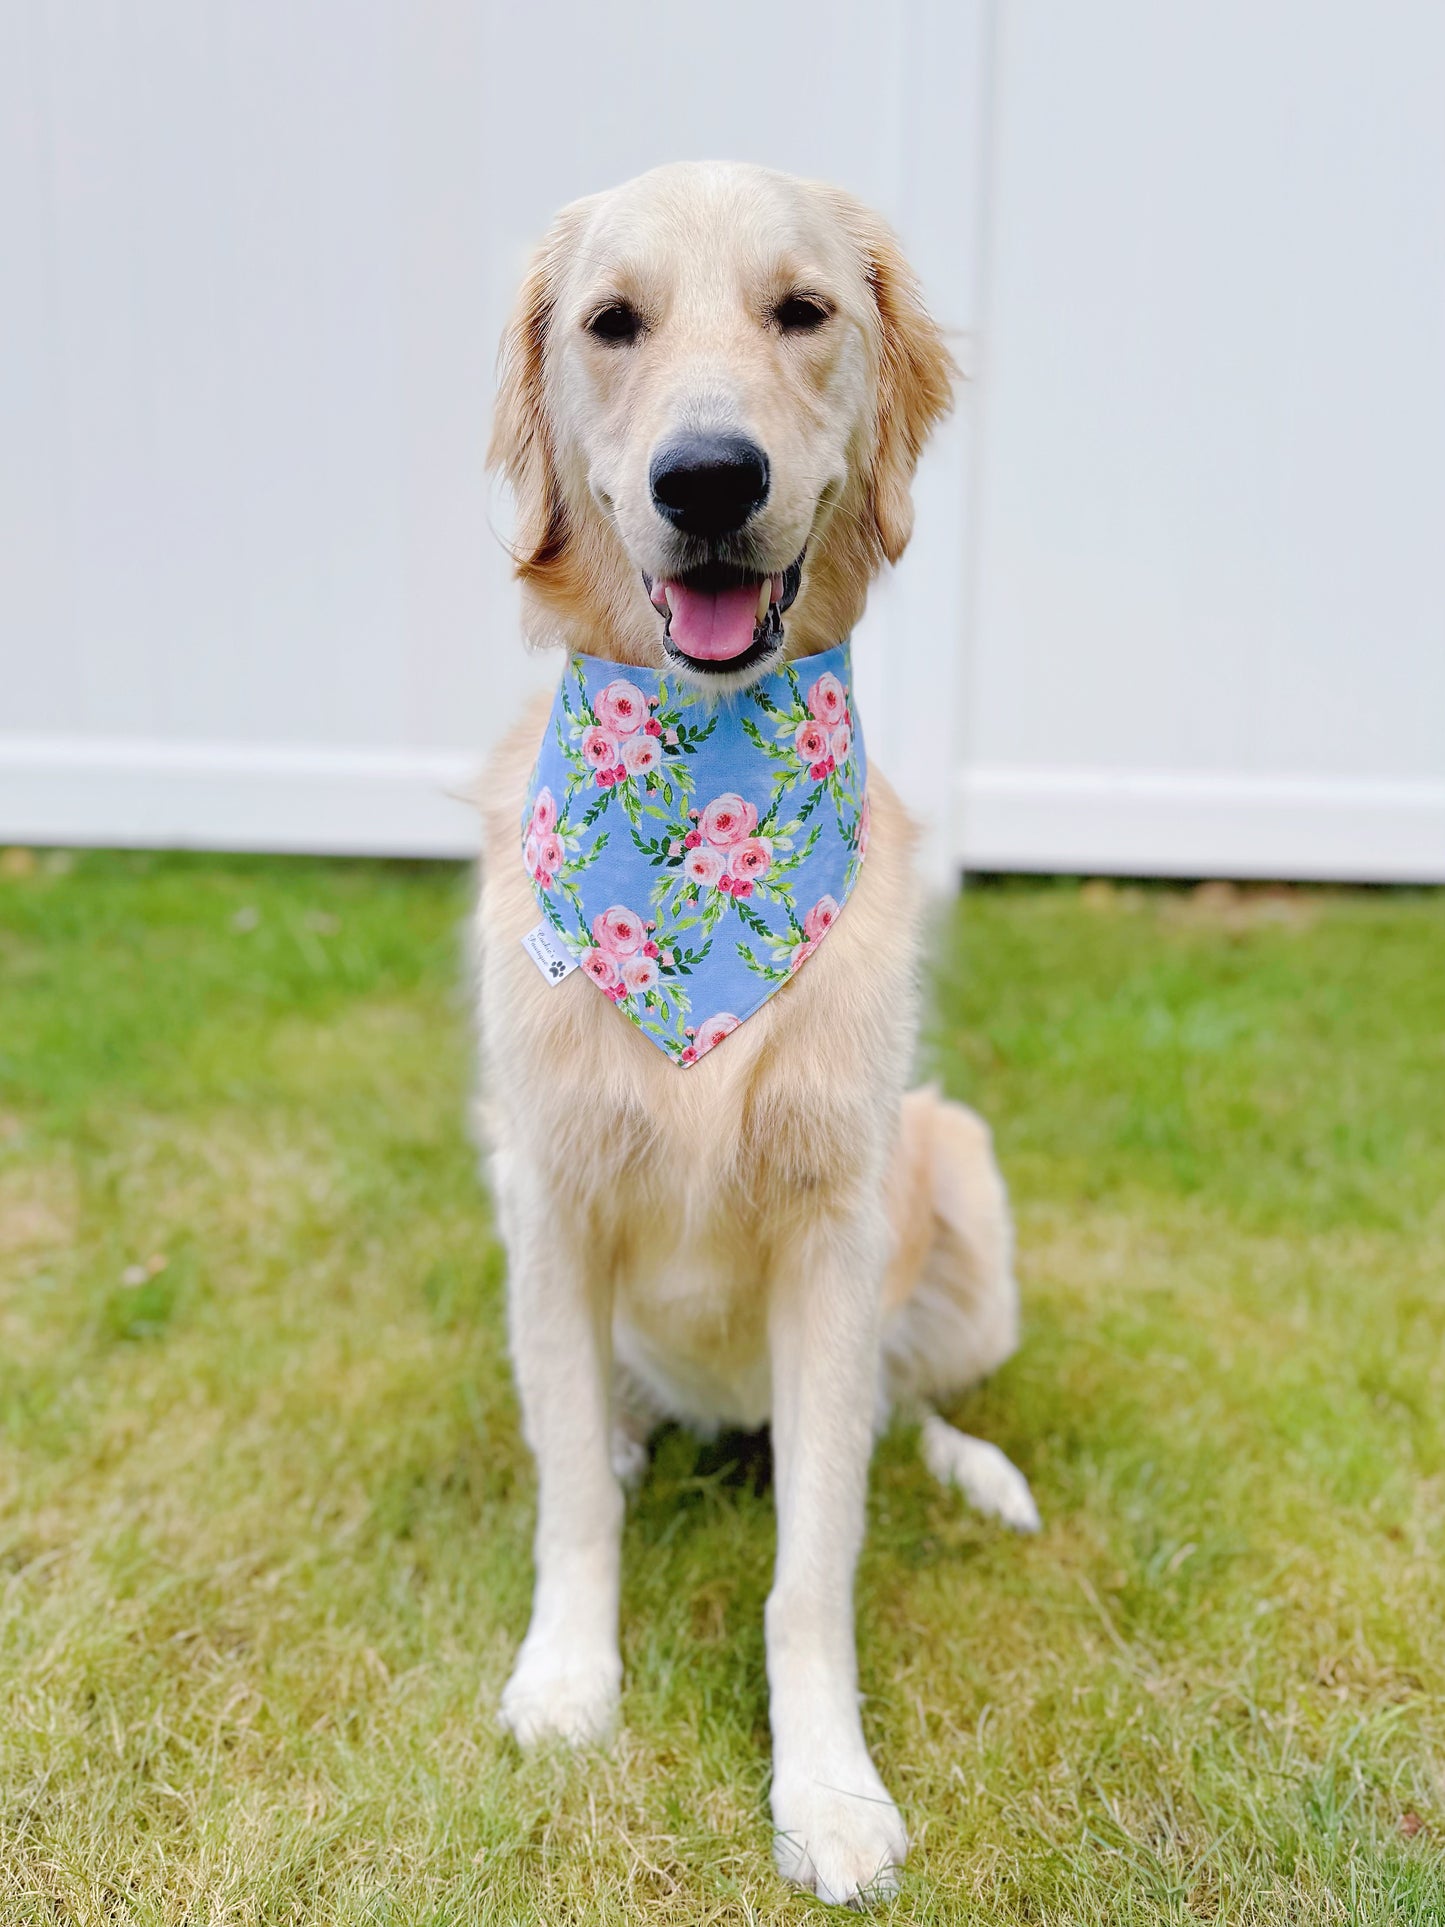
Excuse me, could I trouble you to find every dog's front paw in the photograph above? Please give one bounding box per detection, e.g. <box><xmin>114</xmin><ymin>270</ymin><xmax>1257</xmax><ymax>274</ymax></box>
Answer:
<box><xmin>772</xmin><ymin>1758</ymin><xmax>907</xmax><ymax>1908</ymax></box>
<box><xmin>498</xmin><ymin>1637</ymin><xmax>620</xmax><ymax>1748</ymax></box>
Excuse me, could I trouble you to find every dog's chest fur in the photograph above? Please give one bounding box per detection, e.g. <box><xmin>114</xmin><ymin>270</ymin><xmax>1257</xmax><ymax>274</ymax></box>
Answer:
<box><xmin>475</xmin><ymin>696</ymin><xmax>922</xmax><ymax>1429</ymax></box>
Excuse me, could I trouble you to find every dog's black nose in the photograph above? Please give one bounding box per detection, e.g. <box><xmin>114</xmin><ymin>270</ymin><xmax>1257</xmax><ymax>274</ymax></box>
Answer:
<box><xmin>649</xmin><ymin>434</ymin><xmax>770</xmax><ymax>537</ymax></box>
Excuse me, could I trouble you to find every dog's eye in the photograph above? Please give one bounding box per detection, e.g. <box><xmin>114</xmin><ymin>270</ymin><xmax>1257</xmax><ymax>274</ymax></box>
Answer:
<box><xmin>586</xmin><ymin>301</ymin><xmax>644</xmax><ymax>345</ymax></box>
<box><xmin>774</xmin><ymin>294</ymin><xmax>831</xmax><ymax>334</ymax></box>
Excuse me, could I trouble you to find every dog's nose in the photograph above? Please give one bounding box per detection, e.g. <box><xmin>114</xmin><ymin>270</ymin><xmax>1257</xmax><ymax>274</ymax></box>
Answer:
<box><xmin>649</xmin><ymin>434</ymin><xmax>770</xmax><ymax>537</ymax></box>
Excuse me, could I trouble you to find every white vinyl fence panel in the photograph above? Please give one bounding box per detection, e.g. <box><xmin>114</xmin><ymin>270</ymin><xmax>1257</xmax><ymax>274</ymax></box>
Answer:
<box><xmin>0</xmin><ymin>0</ymin><xmax>986</xmax><ymax>885</ymax></box>
<box><xmin>963</xmin><ymin>0</ymin><xmax>1445</xmax><ymax>881</ymax></box>
<box><xmin>3</xmin><ymin>2</ymin><xmax>1443</xmax><ymax>883</ymax></box>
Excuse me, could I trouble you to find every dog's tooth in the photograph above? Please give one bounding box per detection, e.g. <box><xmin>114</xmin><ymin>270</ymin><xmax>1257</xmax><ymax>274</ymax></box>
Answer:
<box><xmin>756</xmin><ymin>578</ymin><xmax>772</xmax><ymax>621</ymax></box>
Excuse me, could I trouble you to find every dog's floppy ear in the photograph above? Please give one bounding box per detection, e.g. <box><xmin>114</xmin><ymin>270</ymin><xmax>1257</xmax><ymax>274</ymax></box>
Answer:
<box><xmin>488</xmin><ymin>207</ymin><xmax>584</xmax><ymax>582</ymax></box>
<box><xmin>833</xmin><ymin>195</ymin><xmax>957</xmax><ymax>566</ymax></box>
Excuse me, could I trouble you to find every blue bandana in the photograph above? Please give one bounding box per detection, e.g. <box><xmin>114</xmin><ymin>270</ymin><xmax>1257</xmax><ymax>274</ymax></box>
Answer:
<box><xmin>521</xmin><ymin>640</ymin><xmax>869</xmax><ymax>1066</ymax></box>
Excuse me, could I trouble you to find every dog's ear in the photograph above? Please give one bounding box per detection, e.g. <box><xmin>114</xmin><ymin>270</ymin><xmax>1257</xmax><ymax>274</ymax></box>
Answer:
<box><xmin>834</xmin><ymin>196</ymin><xmax>957</xmax><ymax>566</ymax></box>
<box><xmin>488</xmin><ymin>207</ymin><xmax>583</xmax><ymax>583</ymax></box>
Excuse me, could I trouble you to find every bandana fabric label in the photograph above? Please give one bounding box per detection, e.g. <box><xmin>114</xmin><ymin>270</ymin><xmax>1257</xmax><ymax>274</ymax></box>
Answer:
<box><xmin>520</xmin><ymin>920</ymin><xmax>579</xmax><ymax>984</ymax></box>
<box><xmin>520</xmin><ymin>640</ymin><xmax>869</xmax><ymax>1067</ymax></box>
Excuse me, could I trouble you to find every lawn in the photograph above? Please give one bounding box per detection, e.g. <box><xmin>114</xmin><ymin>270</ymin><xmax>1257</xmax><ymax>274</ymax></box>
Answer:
<box><xmin>1</xmin><ymin>851</ymin><xmax>1442</xmax><ymax>1925</ymax></box>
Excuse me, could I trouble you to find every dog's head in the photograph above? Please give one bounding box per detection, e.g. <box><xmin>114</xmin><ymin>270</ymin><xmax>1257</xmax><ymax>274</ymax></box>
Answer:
<box><xmin>490</xmin><ymin>163</ymin><xmax>954</xmax><ymax>685</ymax></box>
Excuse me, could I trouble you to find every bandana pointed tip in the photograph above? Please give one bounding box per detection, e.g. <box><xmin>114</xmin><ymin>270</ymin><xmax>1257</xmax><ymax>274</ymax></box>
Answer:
<box><xmin>521</xmin><ymin>641</ymin><xmax>869</xmax><ymax>1065</ymax></box>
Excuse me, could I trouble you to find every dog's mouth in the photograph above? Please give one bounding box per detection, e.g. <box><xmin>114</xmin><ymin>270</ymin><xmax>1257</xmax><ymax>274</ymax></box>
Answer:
<box><xmin>641</xmin><ymin>556</ymin><xmax>804</xmax><ymax>677</ymax></box>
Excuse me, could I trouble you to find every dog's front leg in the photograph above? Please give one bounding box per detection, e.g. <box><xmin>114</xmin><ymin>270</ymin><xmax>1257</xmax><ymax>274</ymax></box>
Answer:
<box><xmin>497</xmin><ymin>1179</ymin><xmax>622</xmax><ymax>1748</ymax></box>
<box><xmin>766</xmin><ymin>1202</ymin><xmax>906</xmax><ymax>1906</ymax></box>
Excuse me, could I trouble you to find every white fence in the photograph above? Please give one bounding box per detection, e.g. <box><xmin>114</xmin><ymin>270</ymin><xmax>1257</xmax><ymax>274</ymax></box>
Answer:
<box><xmin>963</xmin><ymin>1</ymin><xmax>1445</xmax><ymax>882</ymax></box>
<box><xmin>3</xmin><ymin>2</ymin><xmax>1442</xmax><ymax>885</ymax></box>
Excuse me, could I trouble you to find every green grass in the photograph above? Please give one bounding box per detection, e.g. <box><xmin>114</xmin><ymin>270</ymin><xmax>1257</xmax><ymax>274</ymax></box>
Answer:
<box><xmin>2</xmin><ymin>853</ymin><xmax>1443</xmax><ymax>1924</ymax></box>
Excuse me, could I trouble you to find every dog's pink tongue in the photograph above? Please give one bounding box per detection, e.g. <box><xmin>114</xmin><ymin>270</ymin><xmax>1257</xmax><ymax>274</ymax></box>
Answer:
<box><xmin>663</xmin><ymin>579</ymin><xmax>760</xmax><ymax>661</ymax></box>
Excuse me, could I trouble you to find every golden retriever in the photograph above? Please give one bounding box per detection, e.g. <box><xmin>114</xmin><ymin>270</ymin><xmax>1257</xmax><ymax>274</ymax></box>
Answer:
<box><xmin>474</xmin><ymin>161</ymin><xmax>1036</xmax><ymax>1906</ymax></box>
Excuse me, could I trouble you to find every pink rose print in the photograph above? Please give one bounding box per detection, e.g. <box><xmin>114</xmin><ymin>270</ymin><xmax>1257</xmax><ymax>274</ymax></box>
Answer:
<box><xmin>621</xmin><ymin>733</ymin><xmax>661</xmax><ymax>778</ymax></box>
<box><xmin>684</xmin><ymin>844</ymin><xmax>726</xmax><ymax>889</ymax></box>
<box><xmin>829</xmin><ymin>721</ymin><xmax>852</xmax><ymax>764</ymax></box>
<box><xmin>580</xmin><ymin>948</ymin><xmax>620</xmax><ymax>990</ymax></box>
<box><xmin>857</xmin><ymin>792</ymin><xmax>871</xmax><ymax>857</ymax></box>
<box><xmin>582</xmin><ymin>726</ymin><xmax>619</xmax><ymax>771</ymax></box>
<box><xmin>794</xmin><ymin>719</ymin><xmax>829</xmax><ymax>764</ymax></box>
<box><xmin>700</xmin><ymin>793</ymin><xmax>758</xmax><ymax>847</ymax></box>
<box><xmin>530</xmin><ymin>787</ymin><xmax>556</xmax><ymax>835</ymax></box>
<box><xmin>591</xmin><ymin>904</ymin><xmax>645</xmax><ymax>956</ymax></box>
<box><xmin>790</xmin><ymin>939</ymin><xmax>814</xmax><ymax>971</ymax></box>
<box><xmin>594</xmin><ymin>679</ymin><xmax>648</xmax><ymax>736</ymax></box>
<box><xmin>729</xmin><ymin>837</ymin><xmax>772</xmax><ymax>884</ymax></box>
<box><xmin>803</xmin><ymin>894</ymin><xmax>840</xmax><ymax>942</ymax></box>
<box><xmin>525</xmin><ymin>827</ymin><xmax>563</xmax><ymax>890</ymax></box>
<box><xmin>807</xmin><ymin>671</ymin><xmax>848</xmax><ymax>729</ymax></box>
<box><xmin>693</xmin><ymin>1012</ymin><xmax>740</xmax><ymax>1057</ymax></box>
<box><xmin>621</xmin><ymin>953</ymin><xmax>659</xmax><ymax>996</ymax></box>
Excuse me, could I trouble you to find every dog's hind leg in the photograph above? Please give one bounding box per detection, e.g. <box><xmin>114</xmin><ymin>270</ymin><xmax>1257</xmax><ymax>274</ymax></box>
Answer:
<box><xmin>916</xmin><ymin>1406</ymin><xmax>1040</xmax><ymax>1531</ymax></box>
<box><xmin>609</xmin><ymin>1362</ymin><xmax>663</xmax><ymax>1491</ymax></box>
<box><xmin>882</xmin><ymin>1087</ymin><xmax>1041</xmax><ymax>1533</ymax></box>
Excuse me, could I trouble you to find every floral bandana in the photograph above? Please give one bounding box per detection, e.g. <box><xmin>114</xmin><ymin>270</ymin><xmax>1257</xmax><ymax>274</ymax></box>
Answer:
<box><xmin>520</xmin><ymin>640</ymin><xmax>869</xmax><ymax>1066</ymax></box>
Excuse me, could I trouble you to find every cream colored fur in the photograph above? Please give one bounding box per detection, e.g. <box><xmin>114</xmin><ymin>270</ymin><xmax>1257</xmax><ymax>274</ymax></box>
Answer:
<box><xmin>475</xmin><ymin>162</ymin><xmax>1036</xmax><ymax>1908</ymax></box>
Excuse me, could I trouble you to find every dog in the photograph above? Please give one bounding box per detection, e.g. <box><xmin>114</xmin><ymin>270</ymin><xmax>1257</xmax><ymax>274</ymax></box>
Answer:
<box><xmin>474</xmin><ymin>162</ymin><xmax>1037</xmax><ymax>1907</ymax></box>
